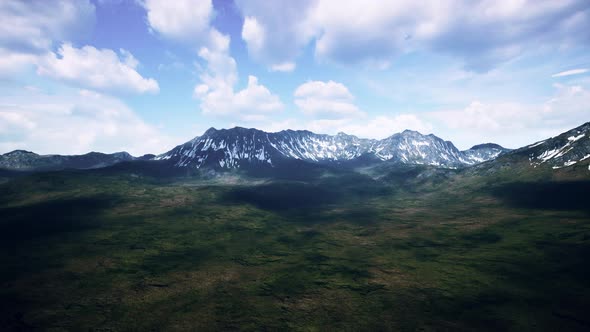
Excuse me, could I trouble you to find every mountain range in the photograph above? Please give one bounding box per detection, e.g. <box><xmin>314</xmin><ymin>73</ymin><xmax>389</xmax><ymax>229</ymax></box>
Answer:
<box><xmin>156</xmin><ymin>128</ymin><xmax>510</xmax><ymax>169</ymax></box>
<box><xmin>0</xmin><ymin>150</ymin><xmax>153</xmax><ymax>172</ymax></box>
<box><xmin>1</xmin><ymin>122</ymin><xmax>589</xmax><ymax>173</ymax></box>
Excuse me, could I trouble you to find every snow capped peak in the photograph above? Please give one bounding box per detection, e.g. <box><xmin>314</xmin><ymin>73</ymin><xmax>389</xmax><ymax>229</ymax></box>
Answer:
<box><xmin>400</xmin><ymin>129</ymin><xmax>423</xmax><ymax>136</ymax></box>
<box><xmin>157</xmin><ymin>127</ymin><xmax>504</xmax><ymax>169</ymax></box>
<box><xmin>203</xmin><ymin>127</ymin><xmax>224</xmax><ymax>136</ymax></box>
<box><xmin>469</xmin><ymin>143</ymin><xmax>506</xmax><ymax>150</ymax></box>
<box><xmin>462</xmin><ymin>143</ymin><xmax>510</xmax><ymax>164</ymax></box>
<box><xmin>111</xmin><ymin>151</ymin><xmax>133</xmax><ymax>159</ymax></box>
<box><xmin>3</xmin><ymin>150</ymin><xmax>37</xmax><ymax>157</ymax></box>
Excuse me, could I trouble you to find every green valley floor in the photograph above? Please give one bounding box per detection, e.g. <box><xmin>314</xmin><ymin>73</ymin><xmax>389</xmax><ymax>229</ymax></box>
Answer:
<box><xmin>1</xmin><ymin>166</ymin><xmax>589</xmax><ymax>331</ymax></box>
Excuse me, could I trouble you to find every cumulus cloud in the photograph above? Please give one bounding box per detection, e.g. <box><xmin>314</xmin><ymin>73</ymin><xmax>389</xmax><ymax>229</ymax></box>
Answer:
<box><xmin>140</xmin><ymin>1</ymin><xmax>284</xmax><ymax>119</ymax></box>
<box><xmin>196</xmin><ymin>75</ymin><xmax>283</xmax><ymax>117</ymax></box>
<box><xmin>285</xmin><ymin>114</ymin><xmax>431</xmax><ymax>138</ymax></box>
<box><xmin>223</xmin><ymin>81</ymin><xmax>590</xmax><ymax>150</ymax></box>
<box><xmin>0</xmin><ymin>0</ymin><xmax>95</xmax><ymax>53</ymax></box>
<box><xmin>258</xmin><ymin>80</ymin><xmax>590</xmax><ymax>148</ymax></box>
<box><xmin>0</xmin><ymin>88</ymin><xmax>175</xmax><ymax>155</ymax></box>
<box><xmin>294</xmin><ymin>80</ymin><xmax>364</xmax><ymax>118</ymax></box>
<box><xmin>0</xmin><ymin>48</ymin><xmax>38</xmax><ymax>76</ymax></box>
<box><xmin>0</xmin><ymin>111</ymin><xmax>37</xmax><ymax>132</ymax></box>
<box><xmin>236</xmin><ymin>0</ymin><xmax>590</xmax><ymax>71</ymax></box>
<box><xmin>0</xmin><ymin>0</ymin><xmax>158</xmax><ymax>95</ymax></box>
<box><xmin>0</xmin><ymin>1</ymin><xmax>174</xmax><ymax>155</ymax></box>
<box><xmin>336</xmin><ymin>114</ymin><xmax>433</xmax><ymax>138</ymax></box>
<box><xmin>0</xmin><ymin>0</ymin><xmax>95</xmax><ymax>75</ymax></box>
<box><xmin>426</xmin><ymin>83</ymin><xmax>590</xmax><ymax>149</ymax></box>
<box><xmin>37</xmin><ymin>43</ymin><xmax>159</xmax><ymax>94</ymax></box>
<box><xmin>194</xmin><ymin>31</ymin><xmax>238</xmax><ymax>91</ymax></box>
<box><xmin>141</xmin><ymin>0</ymin><xmax>231</xmax><ymax>55</ymax></box>
<box><xmin>270</xmin><ymin>62</ymin><xmax>296</xmax><ymax>72</ymax></box>
<box><xmin>240</xmin><ymin>113</ymin><xmax>433</xmax><ymax>140</ymax></box>
<box><xmin>242</xmin><ymin>16</ymin><xmax>266</xmax><ymax>55</ymax></box>
<box><xmin>193</xmin><ymin>32</ymin><xmax>283</xmax><ymax>119</ymax></box>
<box><xmin>236</xmin><ymin>0</ymin><xmax>317</xmax><ymax>69</ymax></box>
<box><xmin>142</xmin><ymin>0</ymin><xmax>214</xmax><ymax>43</ymax></box>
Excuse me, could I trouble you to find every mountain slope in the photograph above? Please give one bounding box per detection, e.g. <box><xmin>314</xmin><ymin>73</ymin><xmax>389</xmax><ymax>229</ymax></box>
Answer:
<box><xmin>466</xmin><ymin>122</ymin><xmax>590</xmax><ymax>179</ymax></box>
<box><xmin>510</xmin><ymin>122</ymin><xmax>590</xmax><ymax>170</ymax></box>
<box><xmin>156</xmin><ymin>127</ymin><xmax>506</xmax><ymax>169</ymax></box>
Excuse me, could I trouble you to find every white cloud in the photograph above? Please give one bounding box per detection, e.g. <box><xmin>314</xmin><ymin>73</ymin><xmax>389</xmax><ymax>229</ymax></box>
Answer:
<box><xmin>426</xmin><ymin>83</ymin><xmax>590</xmax><ymax>149</ymax></box>
<box><xmin>337</xmin><ymin>114</ymin><xmax>433</xmax><ymax>138</ymax></box>
<box><xmin>239</xmin><ymin>113</ymin><xmax>433</xmax><ymax>140</ymax></box>
<box><xmin>253</xmin><ymin>82</ymin><xmax>590</xmax><ymax>149</ymax></box>
<box><xmin>142</xmin><ymin>0</ymin><xmax>213</xmax><ymax>43</ymax></box>
<box><xmin>241</xmin><ymin>17</ymin><xmax>296</xmax><ymax>71</ymax></box>
<box><xmin>552</xmin><ymin>68</ymin><xmax>588</xmax><ymax>77</ymax></box>
<box><xmin>236</xmin><ymin>0</ymin><xmax>590</xmax><ymax>71</ymax></box>
<box><xmin>250</xmin><ymin>119</ymin><xmax>302</xmax><ymax>133</ymax></box>
<box><xmin>242</xmin><ymin>16</ymin><xmax>266</xmax><ymax>55</ymax></box>
<box><xmin>431</xmin><ymin>101</ymin><xmax>533</xmax><ymax>132</ymax></box>
<box><xmin>196</xmin><ymin>75</ymin><xmax>283</xmax><ymax>117</ymax></box>
<box><xmin>310</xmin><ymin>0</ymin><xmax>436</xmax><ymax>66</ymax></box>
<box><xmin>0</xmin><ymin>48</ymin><xmax>38</xmax><ymax>76</ymax></box>
<box><xmin>0</xmin><ymin>88</ymin><xmax>175</xmax><ymax>155</ymax></box>
<box><xmin>195</xmin><ymin>31</ymin><xmax>238</xmax><ymax>91</ymax></box>
<box><xmin>294</xmin><ymin>80</ymin><xmax>364</xmax><ymax>118</ymax></box>
<box><xmin>0</xmin><ymin>0</ymin><xmax>95</xmax><ymax>53</ymax></box>
<box><xmin>301</xmin><ymin>118</ymin><xmax>352</xmax><ymax>134</ymax></box>
<box><xmin>234</xmin><ymin>76</ymin><xmax>283</xmax><ymax>113</ymax></box>
<box><xmin>119</xmin><ymin>48</ymin><xmax>140</xmax><ymax>68</ymax></box>
<box><xmin>270</xmin><ymin>62</ymin><xmax>296</xmax><ymax>72</ymax></box>
<box><xmin>0</xmin><ymin>112</ymin><xmax>37</xmax><ymax>132</ymax></box>
<box><xmin>288</xmin><ymin>114</ymin><xmax>432</xmax><ymax>138</ymax></box>
<box><xmin>193</xmin><ymin>33</ymin><xmax>283</xmax><ymax>119</ymax></box>
<box><xmin>0</xmin><ymin>1</ymin><xmax>158</xmax><ymax>94</ymax></box>
<box><xmin>37</xmin><ymin>43</ymin><xmax>159</xmax><ymax>94</ymax></box>
<box><xmin>0</xmin><ymin>0</ymin><xmax>96</xmax><ymax>76</ymax></box>
<box><xmin>140</xmin><ymin>0</ymin><xmax>286</xmax><ymax>118</ymax></box>
<box><xmin>236</xmin><ymin>0</ymin><xmax>316</xmax><ymax>69</ymax></box>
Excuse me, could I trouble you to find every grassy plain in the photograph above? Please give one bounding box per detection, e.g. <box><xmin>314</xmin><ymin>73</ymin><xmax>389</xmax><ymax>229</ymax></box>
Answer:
<box><xmin>0</xmin><ymin>163</ymin><xmax>589</xmax><ymax>331</ymax></box>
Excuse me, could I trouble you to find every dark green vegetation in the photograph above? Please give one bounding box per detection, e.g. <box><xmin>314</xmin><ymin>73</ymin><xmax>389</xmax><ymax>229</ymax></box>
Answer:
<box><xmin>1</xmin><ymin>162</ymin><xmax>589</xmax><ymax>331</ymax></box>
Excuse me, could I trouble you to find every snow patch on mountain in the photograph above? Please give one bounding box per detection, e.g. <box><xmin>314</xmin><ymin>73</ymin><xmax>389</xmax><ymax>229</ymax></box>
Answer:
<box><xmin>525</xmin><ymin>122</ymin><xmax>590</xmax><ymax>169</ymax></box>
<box><xmin>568</xmin><ymin>134</ymin><xmax>585</xmax><ymax>142</ymax></box>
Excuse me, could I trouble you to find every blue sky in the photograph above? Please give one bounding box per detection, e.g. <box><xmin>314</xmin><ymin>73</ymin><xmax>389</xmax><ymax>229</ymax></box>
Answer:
<box><xmin>0</xmin><ymin>0</ymin><xmax>589</xmax><ymax>155</ymax></box>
